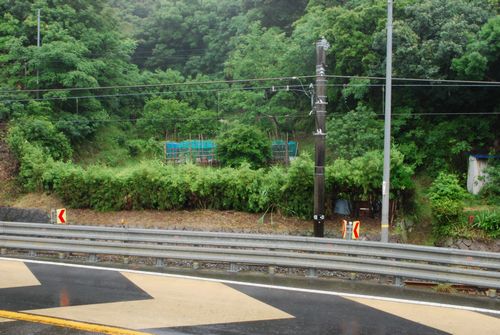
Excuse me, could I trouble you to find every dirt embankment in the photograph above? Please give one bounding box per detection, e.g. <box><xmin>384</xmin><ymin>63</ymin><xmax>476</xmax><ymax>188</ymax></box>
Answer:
<box><xmin>9</xmin><ymin>193</ymin><xmax>390</xmax><ymax>240</ymax></box>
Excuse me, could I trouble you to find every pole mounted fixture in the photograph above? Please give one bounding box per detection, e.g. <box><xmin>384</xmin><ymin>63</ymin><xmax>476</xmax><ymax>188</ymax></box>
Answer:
<box><xmin>313</xmin><ymin>37</ymin><xmax>329</xmax><ymax>238</ymax></box>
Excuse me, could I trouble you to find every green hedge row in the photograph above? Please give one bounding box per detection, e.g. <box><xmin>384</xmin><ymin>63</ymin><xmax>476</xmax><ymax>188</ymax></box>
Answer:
<box><xmin>32</xmin><ymin>152</ymin><xmax>414</xmax><ymax>218</ymax></box>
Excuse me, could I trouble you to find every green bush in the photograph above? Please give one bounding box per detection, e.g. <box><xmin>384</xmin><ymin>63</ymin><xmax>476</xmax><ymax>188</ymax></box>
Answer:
<box><xmin>428</xmin><ymin>172</ymin><xmax>468</xmax><ymax>233</ymax></box>
<box><xmin>281</xmin><ymin>155</ymin><xmax>314</xmax><ymax>218</ymax></box>
<box><xmin>17</xmin><ymin>143</ymin><xmax>54</xmax><ymax>192</ymax></box>
<box><xmin>8</xmin><ymin>117</ymin><xmax>72</xmax><ymax>161</ymax></box>
<box><xmin>26</xmin><ymin>151</ymin><xmax>414</xmax><ymax>218</ymax></box>
<box><xmin>216</xmin><ymin>124</ymin><xmax>271</xmax><ymax>169</ymax></box>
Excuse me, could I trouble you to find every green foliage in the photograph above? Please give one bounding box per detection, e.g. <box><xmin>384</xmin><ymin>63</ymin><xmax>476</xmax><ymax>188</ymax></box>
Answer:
<box><xmin>17</xmin><ymin>143</ymin><xmax>54</xmax><ymax>192</ymax></box>
<box><xmin>428</xmin><ymin>172</ymin><xmax>468</xmax><ymax>234</ymax></box>
<box><xmin>0</xmin><ymin>0</ymin><xmax>139</xmax><ymax>138</ymax></box>
<box><xmin>453</xmin><ymin>16</ymin><xmax>500</xmax><ymax>80</ymax></box>
<box><xmin>126</xmin><ymin>138</ymin><xmax>163</xmax><ymax>160</ymax></box>
<box><xmin>471</xmin><ymin>210</ymin><xmax>500</xmax><ymax>238</ymax></box>
<box><xmin>225</xmin><ymin>23</ymin><xmax>289</xmax><ymax>79</ymax></box>
<box><xmin>7</xmin><ymin>117</ymin><xmax>72</xmax><ymax>161</ymax></box>
<box><xmin>326</xmin><ymin>148</ymin><xmax>414</xmax><ymax>199</ymax></box>
<box><xmin>137</xmin><ymin>98</ymin><xmax>185</xmax><ymax>139</ymax></box>
<box><xmin>73</xmin><ymin>125</ymin><xmax>131</xmax><ymax>167</ymax></box>
<box><xmin>281</xmin><ymin>154</ymin><xmax>314</xmax><ymax>218</ymax></box>
<box><xmin>137</xmin><ymin>98</ymin><xmax>220</xmax><ymax>139</ymax></box>
<box><xmin>428</xmin><ymin>173</ymin><xmax>468</xmax><ymax>201</ymax></box>
<box><xmin>326</xmin><ymin>104</ymin><xmax>383</xmax><ymax>160</ymax></box>
<box><xmin>480</xmin><ymin>159</ymin><xmax>500</xmax><ymax>203</ymax></box>
<box><xmin>216</xmin><ymin>124</ymin><xmax>271</xmax><ymax>169</ymax></box>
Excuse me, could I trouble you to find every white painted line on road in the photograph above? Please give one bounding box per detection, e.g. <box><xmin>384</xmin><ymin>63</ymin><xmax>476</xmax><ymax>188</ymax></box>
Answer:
<box><xmin>2</xmin><ymin>256</ymin><xmax>499</xmax><ymax>315</ymax></box>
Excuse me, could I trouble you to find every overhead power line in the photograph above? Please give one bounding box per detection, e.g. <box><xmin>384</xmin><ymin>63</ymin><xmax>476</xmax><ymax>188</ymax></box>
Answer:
<box><xmin>1</xmin><ymin>111</ymin><xmax>498</xmax><ymax>127</ymax></box>
<box><xmin>1</xmin><ymin>74</ymin><xmax>499</xmax><ymax>96</ymax></box>
<box><xmin>3</xmin><ymin>82</ymin><xmax>500</xmax><ymax>103</ymax></box>
<box><xmin>0</xmin><ymin>76</ymin><xmax>316</xmax><ymax>95</ymax></box>
<box><xmin>1</xmin><ymin>84</ymin><xmax>310</xmax><ymax>103</ymax></box>
<box><xmin>325</xmin><ymin>74</ymin><xmax>500</xmax><ymax>85</ymax></box>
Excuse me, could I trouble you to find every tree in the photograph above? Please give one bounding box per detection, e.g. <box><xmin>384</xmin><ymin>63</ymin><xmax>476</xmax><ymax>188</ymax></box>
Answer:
<box><xmin>452</xmin><ymin>16</ymin><xmax>500</xmax><ymax>80</ymax></box>
<box><xmin>0</xmin><ymin>0</ymin><xmax>140</xmax><ymax>141</ymax></box>
<box><xmin>326</xmin><ymin>104</ymin><xmax>383</xmax><ymax>160</ymax></box>
<box><xmin>216</xmin><ymin>124</ymin><xmax>271</xmax><ymax>168</ymax></box>
<box><xmin>8</xmin><ymin>116</ymin><xmax>72</xmax><ymax>161</ymax></box>
<box><xmin>137</xmin><ymin>98</ymin><xmax>185</xmax><ymax>140</ymax></box>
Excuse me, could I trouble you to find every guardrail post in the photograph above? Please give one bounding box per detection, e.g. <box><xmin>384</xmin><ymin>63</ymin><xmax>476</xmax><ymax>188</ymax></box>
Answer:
<box><xmin>394</xmin><ymin>276</ymin><xmax>404</xmax><ymax>287</ymax></box>
<box><xmin>57</xmin><ymin>252</ymin><xmax>66</xmax><ymax>260</ymax></box>
<box><xmin>192</xmin><ymin>261</ymin><xmax>200</xmax><ymax>270</ymax></box>
<box><xmin>306</xmin><ymin>268</ymin><xmax>317</xmax><ymax>278</ymax></box>
<box><xmin>268</xmin><ymin>266</ymin><xmax>276</xmax><ymax>275</ymax></box>
<box><xmin>88</xmin><ymin>254</ymin><xmax>97</xmax><ymax>263</ymax></box>
<box><xmin>28</xmin><ymin>250</ymin><xmax>36</xmax><ymax>257</ymax></box>
<box><xmin>155</xmin><ymin>258</ymin><xmax>164</xmax><ymax>267</ymax></box>
<box><xmin>228</xmin><ymin>263</ymin><xmax>239</xmax><ymax>273</ymax></box>
<box><xmin>0</xmin><ymin>248</ymin><xmax>6</xmax><ymax>255</ymax></box>
<box><xmin>487</xmin><ymin>289</ymin><xmax>497</xmax><ymax>298</ymax></box>
<box><xmin>123</xmin><ymin>256</ymin><xmax>129</xmax><ymax>265</ymax></box>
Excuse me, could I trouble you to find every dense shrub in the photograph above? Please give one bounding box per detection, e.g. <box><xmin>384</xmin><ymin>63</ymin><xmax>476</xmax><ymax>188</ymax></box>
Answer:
<box><xmin>216</xmin><ymin>124</ymin><xmax>271</xmax><ymax>168</ymax></box>
<box><xmin>8</xmin><ymin>117</ymin><xmax>72</xmax><ymax>161</ymax></box>
<box><xmin>17</xmin><ymin>143</ymin><xmax>54</xmax><ymax>192</ymax></box>
<box><xmin>428</xmin><ymin>172</ymin><xmax>468</xmax><ymax>233</ymax></box>
<box><xmin>20</xmin><ymin>151</ymin><xmax>414</xmax><ymax>218</ymax></box>
<box><xmin>281</xmin><ymin>155</ymin><xmax>313</xmax><ymax>218</ymax></box>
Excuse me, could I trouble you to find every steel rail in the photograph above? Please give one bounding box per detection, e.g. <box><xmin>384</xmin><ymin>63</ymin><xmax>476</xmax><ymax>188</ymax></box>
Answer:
<box><xmin>1</xmin><ymin>221</ymin><xmax>499</xmax><ymax>289</ymax></box>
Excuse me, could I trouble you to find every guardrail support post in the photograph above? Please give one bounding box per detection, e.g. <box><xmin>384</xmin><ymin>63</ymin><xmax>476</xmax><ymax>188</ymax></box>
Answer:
<box><xmin>58</xmin><ymin>252</ymin><xmax>66</xmax><ymax>260</ymax></box>
<box><xmin>88</xmin><ymin>254</ymin><xmax>97</xmax><ymax>263</ymax></box>
<box><xmin>28</xmin><ymin>250</ymin><xmax>36</xmax><ymax>257</ymax></box>
<box><xmin>487</xmin><ymin>289</ymin><xmax>497</xmax><ymax>298</ymax></box>
<box><xmin>0</xmin><ymin>248</ymin><xmax>6</xmax><ymax>255</ymax></box>
<box><xmin>228</xmin><ymin>263</ymin><xmax>239</xmax><ymax>273</ymax></box>
<box><xmin>155</xmin><ymin>258</ymin><xmax>164</xmax><ymax>268</ymax></box>
<box><xmin>394</xmin><ymin>276</ymin><xmax>404</xmax><ymax>287</ymax></box>
<box><xmin>268</xmin><ymin>266</ymin><xmax>276</xmax><ymax>275</ymax></box>
<box><xmin>192</xmin><ymin>261</ymin><xmax>200</xmax><ymax>270</ymax></box>
<box><xmin>123</xmin><ymin>256</ymin><xmax>129</xmax><ymax>265</ymax></box>
<box><xmin>306</xmin><ymin>268</ymin><xmax>317</xmax><ymax>278</ymax></box>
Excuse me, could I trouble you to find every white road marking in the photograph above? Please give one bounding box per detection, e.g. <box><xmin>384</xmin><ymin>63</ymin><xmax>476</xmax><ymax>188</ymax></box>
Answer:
<box><xmin>1</xmin><ymin>257</ymin><xmax>499</xmax><ymax>315</ymax></box>
<box><xmin>0</xmin><ymin>260</ymin><xmax>41</xmax><ymax>289</ymax></box>
<box><xmin>25</xmin><ymin>272</ymin><xmax>292</xmax><ymax>329</ymax></box>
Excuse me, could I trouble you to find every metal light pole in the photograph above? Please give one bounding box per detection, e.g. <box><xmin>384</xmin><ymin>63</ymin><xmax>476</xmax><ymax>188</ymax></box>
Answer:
<box><xmin>313</xmin><ymin>38</ymin><xmax>329</xmax><ymax>237</ymax></box>
<box><xmin>381</xmin><ymin>0</ymin><xmax>393</xmax><ymax>243</ymax></box>
<box><xmin>36</xmin><ymin>9</ymin><xmax>41</xmax><ymax>99</ymax></box>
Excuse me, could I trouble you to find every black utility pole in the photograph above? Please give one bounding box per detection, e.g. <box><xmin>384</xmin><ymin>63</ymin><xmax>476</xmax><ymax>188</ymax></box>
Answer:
<box><xmin>313</xmin><ymin>38</ymin><xmax>329</xmax><ymax>237</ymax></box>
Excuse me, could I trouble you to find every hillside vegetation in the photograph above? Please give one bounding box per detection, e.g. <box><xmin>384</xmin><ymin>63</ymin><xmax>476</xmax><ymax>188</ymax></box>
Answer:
<box><xmin>0</xmin><ymin>0</ymin><xmax>498</xmax><ymax>240</ymax></box>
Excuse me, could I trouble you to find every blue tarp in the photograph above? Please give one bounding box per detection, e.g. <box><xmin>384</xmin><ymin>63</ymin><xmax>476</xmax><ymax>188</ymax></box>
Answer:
<box><xmin>271</xmin><ymin>140</ymin><xmax>298</xmax><ymax>157</ymax></box>
<box><xmin>165</xmin><ymin>139</ymin><xmax>298</xmax><ymax>160</ymax></box>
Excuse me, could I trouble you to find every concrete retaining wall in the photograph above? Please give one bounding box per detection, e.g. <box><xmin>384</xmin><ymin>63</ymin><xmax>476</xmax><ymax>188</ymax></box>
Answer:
<box><xmin>0</xmin><ymin>207</ymin><xmax>49</xmax><ymax>223</ymax></box>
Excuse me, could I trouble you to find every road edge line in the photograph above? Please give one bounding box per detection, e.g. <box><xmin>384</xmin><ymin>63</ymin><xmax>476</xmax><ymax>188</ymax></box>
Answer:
<box><xmin>0</xmin><ymin>309</ymin><xmax>150</xmax><ymax>335</ymax></box>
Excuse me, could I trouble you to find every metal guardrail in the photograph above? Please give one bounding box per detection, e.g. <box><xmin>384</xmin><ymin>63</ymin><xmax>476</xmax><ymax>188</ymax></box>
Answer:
<box><xmin>1</xmin><ymin>221</ymin><xmax>499</xmax><ymax>289</ymax></box>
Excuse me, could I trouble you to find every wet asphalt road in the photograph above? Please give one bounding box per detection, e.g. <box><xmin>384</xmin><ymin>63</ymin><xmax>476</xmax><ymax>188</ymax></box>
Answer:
<box><xmin>0</xmin><ymin>258</ymin><xmax>499</xmax><ymax>335</ymax></box>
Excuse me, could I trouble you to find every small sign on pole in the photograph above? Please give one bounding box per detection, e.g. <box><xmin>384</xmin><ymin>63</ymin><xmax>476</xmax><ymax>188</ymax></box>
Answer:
<box><xmin>51</xmin><ymin>208</ymin><xmax>66</xmax><ymax>224</ymax></box>
<box><xmin>342</xmin><ymin>220</ymin><xmax>360</xmax><ymax>240</ymax></box>
<box><xmin>352</xmin><ymin>221</ymin><xmax>360</xmax><ymax>240</ymax></box>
